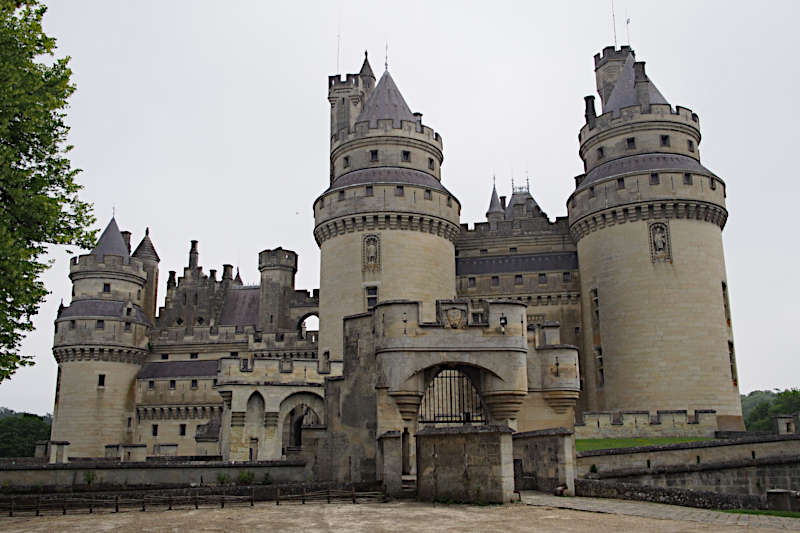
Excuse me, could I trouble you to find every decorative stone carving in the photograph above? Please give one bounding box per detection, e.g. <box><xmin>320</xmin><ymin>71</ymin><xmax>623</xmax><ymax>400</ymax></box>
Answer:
<box><xmin>444</xmin><ymin>307</ymin><xmax>466</xmax><ymax>329</ymax></box>
<box><xmin>648</xmin><ymin>221</ymin><xmax>672</xmax><ymax>263</ymax></box>
<box><xmin>362</xmin><ymin>234</ymin><xmax>381</xmax><ymax>272</ymax></box>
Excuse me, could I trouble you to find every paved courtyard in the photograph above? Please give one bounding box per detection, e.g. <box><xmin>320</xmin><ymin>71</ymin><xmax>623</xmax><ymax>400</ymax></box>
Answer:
<box><xmin>1</xmin><ymin>495</ymin><xmax>798</xmax><ymax>532</ymax></box>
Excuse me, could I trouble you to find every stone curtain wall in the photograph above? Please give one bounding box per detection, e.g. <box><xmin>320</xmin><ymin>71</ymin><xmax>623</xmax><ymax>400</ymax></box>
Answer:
<box><xmin>416</xmin><ymin>426</ymin><xmax>514</xmax><ymax>504</ymax></box>
<box><xmin>575</xmin><ymin>479</ymin><xmax>765</xmax><ymax>510</ymax></box>
<box><xmin>512</xmin><ymin>428</ymin><xmax>576</xmax><ymax>495</ymax></box>
<box><xmin>575</xmin><ymin>410</ymin><xmax>718</xmax><ymax>439</ymax></box>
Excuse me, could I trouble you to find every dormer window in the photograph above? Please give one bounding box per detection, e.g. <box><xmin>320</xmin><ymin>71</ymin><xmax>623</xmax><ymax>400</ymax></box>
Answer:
<box><xmin>370</xmin><ymin>150</ymin><xmax>378</xmax><ymax>162</ymax></box>
<box><xmin>401</xmin><ymin>150</ymin><xmax>410</xmax><ymax>162</ymax></box>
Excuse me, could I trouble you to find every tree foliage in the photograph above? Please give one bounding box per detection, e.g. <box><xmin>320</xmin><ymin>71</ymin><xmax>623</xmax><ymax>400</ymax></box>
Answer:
<box><xmin>0</xmin><ymin>412</ymin><xmax>51</xmax><ymax>457</ymax></box>
<box><xmin>743</xmin><ymin>388</ymin><xmax>800</xmax><ymax>432</ymax></box>
<box><xmin>0</xmin><ymin>0</ymin><xmax>95</xmax><ymax>382</ymax></box>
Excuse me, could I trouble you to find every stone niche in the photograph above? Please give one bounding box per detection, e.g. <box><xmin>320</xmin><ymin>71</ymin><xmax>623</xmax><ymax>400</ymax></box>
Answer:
<box><xmin>416</xmin><ymin>425</ymin><xmax>514</xmax><ymax>504</ymax></box>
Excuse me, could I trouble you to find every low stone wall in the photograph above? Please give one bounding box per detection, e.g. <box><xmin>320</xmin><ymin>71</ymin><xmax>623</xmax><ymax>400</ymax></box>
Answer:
<box><xmin>512</xmin><ymin>427</ymin><xmax>575</xmax><ymax>495</ymax></box>
<box><xmin>416</xmin><ymin>425</ymin><xmax>514</xmax><ymax>504</ymax></box>
<box><xmin>0</xmin><ymin>460</ymin><xmax>306</xmax><ymax>491</ymax></box>
<box><xmin>575</xmin><ymin>410</ymin><xmax>717</xmax><ymax>439</ymax></box>
<box><xmin>575</xmin><ymin>479</ymin><xmax>765</xmax><ymax>510</ymax></box>
<box><xmin>577</xmin><ymin>434</ymin><xmax>800</xmax><ymax>477</ymax></box>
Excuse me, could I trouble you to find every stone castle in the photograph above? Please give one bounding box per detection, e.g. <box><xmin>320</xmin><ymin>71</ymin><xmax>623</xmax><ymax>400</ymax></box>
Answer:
<box><xmin>49</xmin><ymin>46</ymin><xmax>744</xmax><ymax>473</ymax></box>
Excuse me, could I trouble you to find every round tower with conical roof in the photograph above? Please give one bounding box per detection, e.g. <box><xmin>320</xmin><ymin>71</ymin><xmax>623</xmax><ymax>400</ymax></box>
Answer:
<box><xmin>315</xmin><ymin>54</ymin><xmax>460</xmax><ymax>358</ymax></box>
<box><xmin>567</xmin><ymin>47</ymin><xmax>743</xmax><ymax>430</ymax></box>
<box><xmin>50</xmin><ymin>218</ymin><xmax>156</xmax><ymax>456</ymax></box>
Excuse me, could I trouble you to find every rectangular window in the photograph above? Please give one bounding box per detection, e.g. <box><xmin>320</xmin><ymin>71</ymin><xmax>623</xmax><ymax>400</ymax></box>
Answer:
<box><xmin>319</xmin><ymin>198</ymin><xmax>324</xmax><ymax>209</ymax></box>
<box><xmin>148</xmin><ymin>380</ymin><xmax>154</xmax><ymax>390</ymax></box>
<box><xmin>563</xmin><ymin>272</ymin><xmax>571</xmax><ymax>282</ymax></box>
<box><xmin>124</xmin><ymin>322</ymin><xmax>131</xmax><ymax>331</ymax></box>
<box><xmin>683</xmin><ymin>173</ymin><xmax>693</xmax><ymax>185</ymax></box>
<box><xmin>161</xmin><ymin>353</ymin><xmax>168</xmax><ymax>360</ymax></box>
<box><xmin>446</xmin><ymin>196</ymin><xmax>452</xmax><ymax>207</ymax></box>
<box><xmin>709</xmin><ymin>177</ymin><xmax>717</xmax><ymax>190</ymax></box>
<box><xmin>650</xmin><ymin>173</ymin><xmax>660</xmax><ymax>185</ymax></box>
<box><xmin>230</xmin><ymin>352</ymin><xmax>238</xmax><ymax>357</ymax></box>
<box><xmin>596</xmin><ymin>146</ymin><xmax>605</xmax><ymax>159</ymax></box>
<box><xmin>480</xmin><ymin>248</ymin><xmax>488</xmax><ymax>255</ymax></box>
<box><xmin>729</xmin><ymin>341</ymin><xmax>738</xmax><ymax>385</ymax></box>
<box><xmin>370</xmin><ymin>149</ymin><xmax>378</xmax><ymax>161</ymax></box>
<box><xmin>179</xmin><ymin>424</ymin><xmax>186</xmax><ymax>436</ymax></box>
<box><xmin>428</xmin><ymin>158</ymin><xmax>434</xmax><ymax>170</ymax></box>
<box><xmin>126</xmin><ymin>308</ymin><xmax>132</xmax><ymax>316</ymax></box>
<box><xmin>190</xmin><ymin>353</ymin><xmax>198</xmax><ymax>359</ymax></box>
<box><xmin>96</xmin><ymin>320</ymin><xmax>104</xmax><ymax>330</ymax></box>
<box><xmin>538</xmin><ymin>273</ymin><xmax>547</xmax><ymax>284</ymax></box>
<box><xmin>589</xmin><ymin>186</ymin><xmax>595</xmax><ymax>198</ymax></box>
<box><xmin>626</xmin><ymin>137</ymin><xmax>636</xmax><ymax>149</ymax></box>
<box><xmin>169</xmin><ymin>380</ymin><xmax>176</xmax><ymax>390</ymax></box>
<box><xmin>97</xmin><ymin>374</ymin><xmax>105</xmax><ymax>387</ymax></box>
<box><xmin>365</xmin><ymin>185</ymin><xmax>373</xmax><ymax>197</ymax></box>
<box><xmin>468</xmin><ymin>277</ymin><xmax>476</xmax><ymax>288</ymax></box>
<box><xmin>103</xmin><ymin>283</ymin><xmax>111</xmax><ymax>293</ymax></box>
<box><xmin>596</xmin><ymin>346</ymin><xmax>605</xmax><ymax>386</ymax></box>
<box><xmin>688</xmin><ymin>139</ymin><xmax>695</xmax><ymax>152</ymax></box>
<box><xmin>660</xmin><ymin>135</ymin><xmax>670</xmax><ymax>147</ymax></box>
<box><xmin>509</xmin><ymin>247</ymin><xmax>517</xmax><ymax>253</ymax></box>
<box><xmin>395</xmin><ymin>185</ymin><xmax>404</xmax><ymax>196</ymax></box>
<box><xmin>127</xmin><ymin>417</ymin><xmax>132</xmax><ymax>428</ymax></box>
<box><xmin>343</xmin><ymin>156</ymin><xmax>350</xmax><ymax>168</ymax></box>
<box><xmin>152</xmin><ymin>424</ymin><xmax>158</xmax><ymax>437</ymax></box>
<box><xmin>70</xmin><ymin>320</ymin><xmax>75</xmax><ymax>329</ymax></box>
<box><xmin>424</xmin><ymin>189</ymin><xmax>432</xmax><ymax>200</ymax></box>
<box><xmin>366</xmin><ymin>286</ymin><xmax>378</xmax><ymax>308</ymax></box>
<box><xmin>191</xmin><ymin>379</ymin><xmax>198</xmax><ymax>389</ymax></box>
<box><xmin>591</xmin><ymin>287</ymin><xmax>600</xmax><ymax>323</ymax></box>
<box><xmin>338</xmin><ymin>190</ymin><xmax>345</xmax><ymax>201</ymax></box>
<box><xmin>401</xmin><ymin>150</ymin><xmax>410</xmax><ymax>162</ymax></box>
<box><xmin>491</xmin><ymin>276</ymin><xmax>499</xmax><ymax>286</ymax></box>
<box><xmin>617</xmin><ymin>177</ymin><xmax>624</xmax><ymax>190</ymax></box>
<box><xmin>514</xmin><ymin>275</ymin><xmax>523</xmax><ymax>285</ymax></box>
<box><xmin>722</xmin><ymin>281</ymin><xmax>731</xmax><ymax>326</ymax></box>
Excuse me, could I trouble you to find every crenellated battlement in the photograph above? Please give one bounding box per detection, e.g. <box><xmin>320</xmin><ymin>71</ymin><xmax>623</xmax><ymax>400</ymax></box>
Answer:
<box><xmin>575</xmin><ymin>409</ymin><xmax>719</xmax><ymax>439</ymax></box>
<box><xmin>580</xmin><ymin>103</ymin><xmax>699</xmax><ymax>142</ymax></box>
<box><xmin>328</xmin><ymin>72</ymin><xmax>367</xmax><ymax>90</ymax></box>
<box><xmin>594</xmin><ymin>45</ymin><xmax>634</xmax><ymax>68</ymax></box>
<box><xmin>258</xmin><ymin>247</ymin><xmax>297</xmax><ymax>272</ymax></box>
<box><xmin>331</xmin><ymin>118</ymin><xmax>442</xmax><ymax>151</ymax></box>
<box><xmin>69</xmin><ymin>253</ymin><xmax>147</xmax><ymax>281</ymax></box>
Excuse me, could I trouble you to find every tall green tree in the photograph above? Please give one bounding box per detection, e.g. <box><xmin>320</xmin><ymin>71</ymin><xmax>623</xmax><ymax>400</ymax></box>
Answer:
<box><xmin>0</xmin><ymin>412</ymin><xmax>51</xmax><ymax>457</ymax></box>
<box><xmin>0</xmin><ymin>0</ymin><xmax>95</xmax><ymax>382</ymax></box>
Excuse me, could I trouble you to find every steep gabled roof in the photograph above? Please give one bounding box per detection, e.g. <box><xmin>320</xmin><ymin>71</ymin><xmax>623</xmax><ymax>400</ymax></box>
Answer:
<box><xmin>91</xmin><ymin>217</ymin><xmax>130</xmax><ymax>262</ymax></box>
<box><xmin>359</xmin><ymin>52</ymin><xmax>375</xmax><ymax>79</ymax></box>
<box><xmin>604</xmin><ymin>53</ymin><xmax>668</xmax><ymax>116</ymax></box>
<box><xmin>487</xmin><ymin>185</ymin><xmax>504</xmax><ymax>217</ymax></box>
<box><xmin>132</xmin><ymin>227</ymin><xmax>160</xmax><ymax>262</ymax></box>
<box><xmin>355</xmin><ymin>70</ymin><xmax>416</xmax><ymax>127</ymax></box>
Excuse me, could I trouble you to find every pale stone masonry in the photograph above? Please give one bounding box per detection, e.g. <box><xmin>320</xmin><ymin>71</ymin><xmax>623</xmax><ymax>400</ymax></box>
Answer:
<box><xmin>48</xmin><ymin>46</ymin><xmax>743</xmax><ymax>472</ymax></box>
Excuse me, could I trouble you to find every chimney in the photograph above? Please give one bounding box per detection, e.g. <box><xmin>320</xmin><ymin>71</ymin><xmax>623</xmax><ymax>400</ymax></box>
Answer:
<box><xmin>120</xmin><ymin>231</ymin><xmax>132</xmax><ymax>253</ymax></box>
<box><xmin>209</xmin><ymin>269</ymin><xmax>217</xmax><ymax>281</ymax></box>
<box><xmin>222</xmin><ymin>264</ymin><xmax>233</xmax><ymax>280</ymax></box>
<box><xmin>500</xmin><ymin>196</ymin><xmax>507</xmax><ymax>210</ymax></box>
<box><xmin>584</xmin><ymin>95</ymin><xmax>597</xmax><ymax>128</ymax></box>
<box><xmin>188</xmin><ymin>240</ymin><xmax>199</xmax><ymax>268</ymax></box>
<box><xmin>633</xmin><ymin>62</ymin><xmax>651</xmax><ymax>110</ymax></box>
<box><xmin>167</xmin><ymin>270</ymin><xmax>176</xmax><ymax>289</ymax></box>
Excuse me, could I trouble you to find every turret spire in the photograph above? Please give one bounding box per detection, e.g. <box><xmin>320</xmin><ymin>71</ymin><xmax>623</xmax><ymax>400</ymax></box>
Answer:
<box><xmin>91</xmin><ymin>217</ymin><xmax>130</xmax><ymax>263</ymax></box>
<box><xmin>355</xmin><ymin>70</ymin><xmax>416</xmax><ymax>127</ymax></box>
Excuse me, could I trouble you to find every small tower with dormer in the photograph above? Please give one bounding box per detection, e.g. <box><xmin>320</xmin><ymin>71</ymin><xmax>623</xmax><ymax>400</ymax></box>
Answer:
<box><xmin>50</xmin><ymin>218</ymin><xmax>156</xmax><ymax>457</ymax></box>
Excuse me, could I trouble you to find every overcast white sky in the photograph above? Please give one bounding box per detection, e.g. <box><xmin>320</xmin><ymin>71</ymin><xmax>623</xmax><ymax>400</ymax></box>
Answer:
<box><xmin>2</xmin><ymin>0</ymin><xmax>798</xmax><ymax>415</ymax></box>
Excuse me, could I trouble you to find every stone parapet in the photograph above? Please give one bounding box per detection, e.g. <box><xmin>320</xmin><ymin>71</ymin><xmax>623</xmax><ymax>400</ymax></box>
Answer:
<box><xmin>575</xmin><ymin>410</ymin><xmax>718</xmax><ymax>439</ymax></box>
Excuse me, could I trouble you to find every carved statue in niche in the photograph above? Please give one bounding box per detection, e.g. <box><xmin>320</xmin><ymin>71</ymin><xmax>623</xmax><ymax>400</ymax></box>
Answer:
<box><xmin>362</xmin><ymin>234</ymin><xmax>381</xmax><ymax>272</ymax></box>
<box><xmin>648</xmin><ymin>222</ymin><xmax>672</xmax><ymax>263</ymax></box>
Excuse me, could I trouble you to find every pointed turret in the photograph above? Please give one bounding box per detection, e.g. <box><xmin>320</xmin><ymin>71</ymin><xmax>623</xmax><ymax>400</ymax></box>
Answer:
<box><xmin>91</xmin><ymin>217</ymin><xmax>130</xmax><ymax>262</ymax></box>
<box><xmin>234</xmin><ymin>268</ymin><xmax>243</xmax><ymax>285</ymax></box>
<box><xmin>355</xmin><ymin>70</ymin><xmax>416</xmax><ymax>127</ymax></box>
<box><xmin>359</xmin><ymin>51</ymin><xmax>375</xmax><ymax>79</ymax></box>
<box><xmin>604</xmin><ymin>53</ymin><xmax>668</xmax><ymax>115</ymax></box>
<box><xmin>487</xmin><ymin>185</ymin><xmax>504</xmax><ymax>217</ymax></box>
<box><xmin>132</xmin><ymin>227</ymin><xmax>160</xmax><ymax>262</ymax></box>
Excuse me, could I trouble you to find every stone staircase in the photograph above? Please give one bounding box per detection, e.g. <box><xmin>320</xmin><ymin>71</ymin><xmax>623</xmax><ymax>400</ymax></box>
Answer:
<box><xmin>400</xmin><ymin>475</ymin><xmax>417</xmax><ymax>498</ymax></box>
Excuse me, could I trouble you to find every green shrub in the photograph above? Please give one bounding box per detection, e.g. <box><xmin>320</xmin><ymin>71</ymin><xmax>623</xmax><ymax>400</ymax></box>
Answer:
<box><xmin>82</xmin><ymin>471</ymin><xmax>96</xmax><ymax>485</ymax></box>
<box><xmin>216</xmin><ymin>472</ymin><xmax>231</xmax><ymax>485</ymax></box>
<box><xmin>237</xmin><ymin>470</ymin><xmax>255</xmax><ymax>485</ymax></box>
<box><xmin>589</xmin><ymin>464</ymin><xmax>598</xmax><ymax>473</ymax></box>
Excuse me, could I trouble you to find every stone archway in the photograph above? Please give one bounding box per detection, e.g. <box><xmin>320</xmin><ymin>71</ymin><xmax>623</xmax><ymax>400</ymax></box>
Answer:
<box><xmin>418</xmin><ymin>367</ymin><xmax>488</xmax><ymax>426</ymax></box>
<box><xmin>245</xmin><ymin>392</ymin><xmax>265</xmax><ymax>461</ymax></box>
<box><xmin>297</xmin><ymin>312</ymin><xmax>319</xmax><ymax>341</ymax></box>
<box><xmin>278</xmin><ymin>392</ymin><xmax>324</xmax><ymax>455</ymax></box>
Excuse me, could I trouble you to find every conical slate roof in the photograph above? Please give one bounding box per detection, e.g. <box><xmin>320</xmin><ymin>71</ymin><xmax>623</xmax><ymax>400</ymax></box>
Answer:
<box><xmin>487</xmin><ymin>184</ymin><xmax>504</xmax><ymax>216</ymax></box>
<box><xmin>604</xmin><ymin>53</ymin><xmax>668</xmax><ymax>115</ymax></box>
<box><xmin>132</xmin><ymin>227</ymin><xmax>160</xmax><ymax>262</ymax></box>
<box><xmin>359</xmin><ymin>52</ymin><xmax>375</xmax><ymax>79</ymax></box>
<box><xmin>355</xmin><ymin>70</ymin><xmax>416</xmax><ymax>127</ymax></box>
<box><xmin>91</xmin><ymin>217</ymin><xmax>130</xmax><ymax>262</ymax></box>
<box><xmin>505</xmin><ymin>188</ymin><xmax>543</xmax><ymax>220</ymax></box>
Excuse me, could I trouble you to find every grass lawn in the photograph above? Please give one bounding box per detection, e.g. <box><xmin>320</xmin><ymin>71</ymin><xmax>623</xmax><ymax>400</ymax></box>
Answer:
<box><xmin>722</xmin><ymin>509</ymin><xmax>800</xmax><ymax>519</ymax></box>
<box><xmin>576</xmin><ymin>437</ymin><xmax>713</xmax><ymax>452</ymax></box>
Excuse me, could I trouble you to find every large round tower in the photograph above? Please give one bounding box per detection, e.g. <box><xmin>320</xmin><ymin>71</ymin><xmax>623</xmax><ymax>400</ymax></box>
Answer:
<box><xmin>50</xmin><ymin>218</ymin><xmax>155</xmax><ymax>456</ymax></box>
<box><xmin>568</xmin><ymin>47</ymin><xmax>743</xmax><ymax>430</ymax></box>
<box><xmin>315</xmin><ymin>54</ymin><xmax>460</xmax><ymax>358</ymax></box>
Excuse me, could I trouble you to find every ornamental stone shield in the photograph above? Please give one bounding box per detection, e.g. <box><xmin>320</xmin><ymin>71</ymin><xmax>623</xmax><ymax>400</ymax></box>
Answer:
<box><xmin>362</xmin><ymin>234</ymin><xmax>381</xmax><ymax>272</ymax></box>
<box><xmin>648</xmin><ymin>221</ymin><xmax>672</xmax><ymax>263</ymax></box>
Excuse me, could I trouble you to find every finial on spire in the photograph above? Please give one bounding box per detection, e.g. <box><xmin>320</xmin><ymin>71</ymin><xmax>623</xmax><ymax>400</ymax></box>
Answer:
<box><xmin>112</xmin><ymin>204</ymin><xmax>116</xmax><ymax>218</ymax></box>
<box><xmin>145</xmin><ymin>227</ymin><xmax>149</xmax><ymax>236</ymax></box>
<box><xmin>385</xmin><ymin>41</ymin><xmax>388</xmax><ymax>71</ymax></box>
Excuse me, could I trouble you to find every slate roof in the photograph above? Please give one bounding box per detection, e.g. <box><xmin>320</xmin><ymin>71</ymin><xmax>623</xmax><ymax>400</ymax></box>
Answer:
<box><xmin>355</xmin><ymin>70</ymin><xmax>416</xmax><ymax>127</ymax></box>
<box><xmin>218</xmin><ymin>287</ymin><xmax>260</xmax><ymax>327</ymax></box>
<box><xmin>579</xmin><ymin>153</ymin><xmax>717</xmax><ymax>190</ymax></box>
<box><xmin>57</xmin><ymin>299</ymin><xmax>150</xmax><ymax>325</ymax></box>
<box><xmin>359</xmin><ymin>53</ymin><xmax>375</xmax><ymax>79</ymax></box>
<box><xmin>137</xmin><ymin>360</ymin><xmax>219</xmax><ymax>379</ymax></box>
<box><xmin>91</xmin><ymin>217</ymin><xmax>130</xmax><ymax>263</ymax></box>
<box><xmin>604</xmin><ymin>53</ymin><xmax>668</xmax><ymax>116</ymax></box>
<box><xmin>132</xmin><ymin>228</ymin><xmax>159</xmax><ymax>262</ymax></box>
<box><xmin>505</xmin><ymin>189</ymin><xmax>542</xmax><ymax>220</ymax></box>
<box><xmin>487</xmin><ymin>185</ymin><xmax>503</xmax><ymax>215</ymax></box>
<box><xmin>325</xmin><ymin>167</ymin><xmax>454</xmax><ymax>197</ymax></box>
<box><xmin>456</xmin><ymin>252</ymin><xmax>578</xmax><ymax>276</ymax></box>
